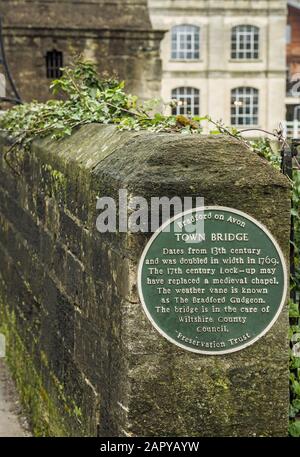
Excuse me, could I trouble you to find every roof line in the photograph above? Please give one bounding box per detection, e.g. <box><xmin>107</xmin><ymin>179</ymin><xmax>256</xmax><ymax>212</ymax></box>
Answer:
<box><xmin>288</xmin><ymin>0</ymin><xmax>300</xmax><ymax>10</ymax></box>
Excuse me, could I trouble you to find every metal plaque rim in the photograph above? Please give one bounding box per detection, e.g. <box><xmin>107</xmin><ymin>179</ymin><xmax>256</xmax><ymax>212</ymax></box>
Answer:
<box><xmin>137</xmin><ymin>205</ymin><xmax>288</xmax><ymax>355</ymax></box>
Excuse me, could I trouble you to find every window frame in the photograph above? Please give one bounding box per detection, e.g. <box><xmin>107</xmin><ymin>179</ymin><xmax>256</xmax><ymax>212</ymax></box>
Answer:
<box><xmin>171</xmin><ymin>87</ymin><xmax>200</xmax><ymax>117</ymax></box>
<box><xmin>286</xmin><ymin>24</ymin><xmax>292</xmax><ymax>45</ymax></box>
<box><xmin>231</xmin><ymin>87</ymin><xmax>259</xmax><ymax>127</ymax></box>
<box><xmin>171</xmin><ymin>24</ymin><xmax>200</xmax><ymax>61</ymax></box>
<box><xmin>231</xmin><ymin>25</ymin><xmax>260</xmax><ymax>60</ymax></box>
<box><xmin>46</xmin><ymin>50</ymin><xmax>63</xmax><ymax>79</ymax></box>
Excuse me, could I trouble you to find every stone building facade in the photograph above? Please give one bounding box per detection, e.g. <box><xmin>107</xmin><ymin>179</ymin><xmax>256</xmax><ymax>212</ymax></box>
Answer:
<box><xmin>286</xmin><ymin>0</ymin><xmax>300</xmax><ymax>134</ymax></box>
<box><xmin>0</xmin><ymin>0</ymin><xmax>163</xmax><ymax>102</ymax></box>
<box><xmin>148</xmin><ymin>0</ymin><xmax>287</xmax><ymax>133</ymax></box>
<box><xmin>287</xmin><ymin>0</ymin><xmax>300</xmax><ymax>77</ymax></box>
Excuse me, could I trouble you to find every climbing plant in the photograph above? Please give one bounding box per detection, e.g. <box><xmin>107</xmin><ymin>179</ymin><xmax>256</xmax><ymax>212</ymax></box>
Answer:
<box><xmin>289</xmin><ymin>166</ymin><xmax>300</xmax><ymax>437</ymax></box>
<box><xmin>0</xmin><ymin>59</ymin><xmax>299</xmax><ymax>435</ymax></box>
<box><xmin>0</xmin><ymin>60</ymin><xmax>201</xmax><ymax>161</ymax></box>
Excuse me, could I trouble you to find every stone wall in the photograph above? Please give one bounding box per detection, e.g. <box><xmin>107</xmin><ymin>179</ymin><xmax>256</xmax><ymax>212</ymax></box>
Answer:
<box><xmin>0</xmin><ymin>0</ymin><xmax>163</xmax><ymax>102</ymax></box>
<box><xmin>0</xmin><ymin>125</ymin><xmax>291</xmax><ymax>436</ymax></box>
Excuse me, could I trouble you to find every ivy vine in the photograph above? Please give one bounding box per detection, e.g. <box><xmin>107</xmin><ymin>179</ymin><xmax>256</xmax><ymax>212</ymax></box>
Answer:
<box><xmin>289</xmin><ymin>166</ymin><xmax>300</xmax><ymax>437</ymax></box>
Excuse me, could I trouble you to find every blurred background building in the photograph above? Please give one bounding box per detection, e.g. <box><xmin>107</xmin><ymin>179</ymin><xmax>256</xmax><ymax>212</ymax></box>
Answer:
<box><xmin>149</xmin><ymin>0</ymin><xmax>287</xmax><ymax>134</ymax></box>
<box><xmin>286</xmin><ymin>0</ymin><xmax>300</xmax><ymax>136</ymax></box>
<box><xmin>1</xmin><ymin>0</ymin><xmax>300</xmax><ymax>137</ymax></box>
<box><xmin>0</xmin><ymin>0</ymin><xmax>163</xmax><ymax>102</ymax></box>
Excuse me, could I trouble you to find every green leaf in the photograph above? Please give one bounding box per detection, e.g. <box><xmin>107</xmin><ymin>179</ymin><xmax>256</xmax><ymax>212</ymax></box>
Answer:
<box><xmin>289</xmin><ymin>301</ymin><xmax>300</xmax><ymax>318</ymax></box>
<box><xmin>289</xmin><ymin>420</ymin><xmax>300</xmax><ymax>437</ymax></box>
<box><xmin>292</xmin><ymin>208</ymin><xmax>300</xmax><ymax>219</ymax></box>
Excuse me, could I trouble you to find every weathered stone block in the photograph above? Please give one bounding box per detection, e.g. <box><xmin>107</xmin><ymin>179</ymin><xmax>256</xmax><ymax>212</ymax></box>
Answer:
<box><xmin>0</xmin><ymin>125</ymin><xmax>291</xmax><ymax>437</ymax></box>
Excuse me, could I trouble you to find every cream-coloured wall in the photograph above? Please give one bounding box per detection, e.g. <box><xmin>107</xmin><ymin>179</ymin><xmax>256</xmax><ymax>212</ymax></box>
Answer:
<box><xmin>161</xmin><ymin>76</ymin><xmax>284</xmax><ymax>131</ymax></box>
<box><xmin>149</xmin><ymin>0</ymin><xmax>287</xmax><ymax>132</ymax></box>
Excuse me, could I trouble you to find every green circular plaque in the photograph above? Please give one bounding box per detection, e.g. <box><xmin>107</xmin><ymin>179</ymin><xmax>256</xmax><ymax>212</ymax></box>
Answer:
<box><xmin>137</xmin><ymin>206</ymin><xmax>288</xmax><ymax>354</ymax></box>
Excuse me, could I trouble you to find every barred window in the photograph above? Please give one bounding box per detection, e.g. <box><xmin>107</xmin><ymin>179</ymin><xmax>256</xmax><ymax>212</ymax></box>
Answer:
<box><xmin>171</xmin><ymin>25</ymin><xmax>200</xmax><ymax>60</ymax></box>
<box><xmin>231</xmin><ymin>25</ymin><xmax>259</xmax><ymax>59</ymax></box>
<box><xmin>231</xmin><ymin>87</ymin><xmax>259</xmax><ymax>126</ymax></box>
<box><xmin>46</xmin><ymin>50</ymin><xmax>63</xmax><ymax>79</ymax></box>
<box><xmin>171</xmin><ymin>87</ymin><xmax>200</xmax><ymax>116</ymax></box>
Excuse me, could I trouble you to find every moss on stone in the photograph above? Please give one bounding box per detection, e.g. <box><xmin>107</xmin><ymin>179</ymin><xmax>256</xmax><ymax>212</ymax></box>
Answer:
<box><xmin>0</xmin><ymin>298</ymin><xmax>85</xmax><ymax>436</ymax></box>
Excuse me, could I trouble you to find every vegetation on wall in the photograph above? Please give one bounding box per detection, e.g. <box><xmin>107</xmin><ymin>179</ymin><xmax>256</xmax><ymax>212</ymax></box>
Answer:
<box><xmin>0</xmin><ymin>60</ymin><xmax>299</xmax><ymax>436</ymax></box>
<box><xmin>289</xmin><ymin>167</ymin><xmax>300</xmax><ymax>437</ymax></box>
<box><xmin>0</xmin><ymin>59</ymin><xmax>201</xmax><ymax>173</ymax></box>
<box><xmin>0</xmin><ymin>59</ymin><xmax>288</xmax><ymax>170</ymax></box>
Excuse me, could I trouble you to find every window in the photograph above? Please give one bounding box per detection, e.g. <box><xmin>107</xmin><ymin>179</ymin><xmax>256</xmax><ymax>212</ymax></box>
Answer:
<box><xmin>294</xmin><ymin>105</ymin><xmax>300</xmax><ymax>121</ymax></box>
<box><xmin>286</xmin><ymin>105</ymin><xmax>300</xmax><ymax>122</ymax></box>
<box><xmin>171</xmin><ymin>87</ymin><xmax>200</xmax><ymax>116</ymax></box>
<box><xmin>231</xmin><ymin>87</ymin><xmax>259</xmax><ymax>126</ymax></box>
<box><xmin>171</xmin><ymin>25</ymin><xmax>200</xmax><ymax>60</ymax></box>
<box><xmin>286</xmin><ymin>24</ymin><xmax>292</xmax><ymax>44</ymax></box>
<box><xmin>231</xmin><ymin>25</ymin><xmax>259</xmax><ymax>59</ymax></box>
<box><xmin>46</xmin><ymin>50</ymin><xmax>63</xmax><ymax>79</ymax></box>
